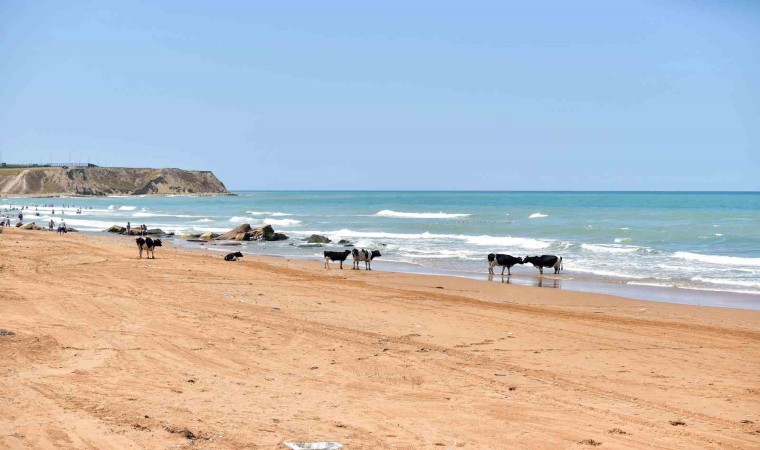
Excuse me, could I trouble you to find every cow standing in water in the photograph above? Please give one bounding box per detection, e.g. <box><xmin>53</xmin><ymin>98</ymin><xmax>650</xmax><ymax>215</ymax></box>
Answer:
<box><xmin>523</xmin><ymin>255</ymin><xmax>563</xmax><ymax>274</ymax></box>
<box><xmin>487</xmin><ymin>254</ymin><xmax>523</xmax><ymax>275</ymax></box>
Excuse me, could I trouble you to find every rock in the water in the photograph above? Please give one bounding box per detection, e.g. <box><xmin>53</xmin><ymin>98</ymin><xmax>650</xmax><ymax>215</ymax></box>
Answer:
<box><xmin>218</xmin><ymin>224</ymin><xmax>285</xmax><ymax>241</ymax></box>
<box><xmin>338</xmin><ymin>239</ymin><xmax>351</xmax><ymax>245</ymax></box>
<box><xmin>180</xmin><ymin>233</ymin><xmax>202</xmax><ymax>239</ymax></box>
<box><xmin>216</xmin><ymin>224</ymin><xmax>252</xmax><ymax>240</ymax></box>
<box><xmin>306</xmin><ymin>234</ymin><xmax>331</xmax><ymax>244</ymax></box>
<box><xmin>107</xmin><ymin>225</ymin><xmax>126</xmax><ymax>233</ymax></box>
<box><xmin>15</xmin><ymin>222</ymin><xmax>22</xmax><ymax>228</ymax></box>
<box><xmin>199</xmin><ymin>231</ymin><xmax>220</xmax><ymax>240</ymax></box>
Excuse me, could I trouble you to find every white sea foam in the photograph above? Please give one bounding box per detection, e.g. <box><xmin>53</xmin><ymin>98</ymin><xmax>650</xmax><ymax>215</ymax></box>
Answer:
<box><xmin>691</xmin><ymin>276</ymin><xmax>760</xmax><ymax>288</ymax></box>
<box><xmin>463</xmin><ymin>235</ymin><xmax>551</xmax><ymax>250</ymax></box>
<box><xmin>132</xmin><ymin>212</ymin><xmax>201</xmax><ymax>218</ymax></box>
<box><xmin>528</xmin><ymin>212</ymin><xmax>548</xmax><ymax>219</ymax></box>
<box><xmin>263</xmin><ymin>218</ymin><xmax>301</xmax><ymax>227</ymax></box>
<box><xmin>196</xmin><ymin>218</ymin><xmax>213</xmax><ymax>223</ymax></box>
<box><xmin>673</xmin><ymin>252</ymin><xmax>760</xmax><ymax>267</ymax></box>
<box><xmin>229</xmin><ymin>216</ymin><xmax>255</xmax><ymax>223</ymax></box>
<box><xmin>246</xmin><ymin>211</ymin><xmax>292</xmax><ymax>216</ymax></box>
<box><xmin>375</xmin><ymin>210</ymin><xmax>471</xmax><ymax>219</ymax></box>
<box><xmin>582</xmin><ymin>243</ymin><xmax>640</xmax><ymax>254</ymax></box>
<box><xmin>292</xmin><ymin>229</ymin><xmax>550</xmax><ymax>249</ymax></box>
<box><xmin>614</xmin><ymin>238</ymin><xmax>632</xmax><ymax>243</ymax></box>
<box><xmin>118</xmin><ymin>206</ymin><xmax>137</xmax><ymax>211</ymax></box>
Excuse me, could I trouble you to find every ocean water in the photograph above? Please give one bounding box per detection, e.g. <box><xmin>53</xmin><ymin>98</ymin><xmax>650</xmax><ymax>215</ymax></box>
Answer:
<box><xmin>3</xmin><ymin>191</ymin><xmax>759</xmax><ymax>300</ymax></box>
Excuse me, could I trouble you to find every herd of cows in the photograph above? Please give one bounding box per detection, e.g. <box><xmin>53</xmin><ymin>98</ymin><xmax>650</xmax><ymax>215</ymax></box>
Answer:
<box><xmin>135</xmin><ymin>237</ymin><xmax>563</xmax><ymax>276</ymax></box>
<box><xmin>325</xmin><ymin>249</ymin><xmax>564</xmax><ymax>275</ymax></box>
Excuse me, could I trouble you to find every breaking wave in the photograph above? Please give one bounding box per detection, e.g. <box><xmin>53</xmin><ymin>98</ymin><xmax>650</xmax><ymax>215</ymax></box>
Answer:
<box><xmin>263</xmin><ymin>218</ymin><xmax>301</xmax><ymax>227</ymax></box>
<box><xmin>528</xmin><ymin>212</ymin><xmax>548</xmax><ymax>219</ymax></box>
<box><xmin>246</xmin><ymin>211</ymin><xmax>292</xmax><ymax>216</ymax></box>
<box><xmin>691</xmin><ymin>276</ymin><xmax>760</xmax><ymax>288</ymax></box>
<box><xmin>673</xmin><ymin>252</ymin><xmax>760</xmax><ymax>267</ymax></box>
<box><xmin>375</xmin><ymin>210</ymin><xmax>471</xmax><ymax>219</ymax></box>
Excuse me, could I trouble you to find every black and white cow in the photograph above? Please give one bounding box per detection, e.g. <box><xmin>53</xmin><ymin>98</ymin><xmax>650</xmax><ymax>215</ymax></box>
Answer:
<box><xmin>523</xmin><ymin>255</ymin><xmax>562</xmax><ymax>274</ymax></box>
<box><xmin>136</xmin><ymin>237</ymin><xmax>162</xmax><ymax>259</ymax></box>
<box><xmin>352</xmin><ymin>248</ymin><xmax>381</xmax><ymax>270</ymax></box>
<box><xmin>487</xmin><ymin>253</ymin><xmax>523</xmax><ymax>275</ymax></box>
<box><xmin>224</xmin><ymin>251</ymin><xmax>244</xmax><ymax>261</ymax></box>
<box><xmin>324</xmin><ymin>250</ymin><xmax>352</xmax><ymax>269</ymax></box>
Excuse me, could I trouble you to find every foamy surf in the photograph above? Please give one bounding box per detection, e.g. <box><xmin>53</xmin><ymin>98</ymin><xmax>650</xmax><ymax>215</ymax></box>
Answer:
<box><xmin>673</xmin><ymin>252</ymin><xmax>760</xmax><ymax>267</ymax></box>
<box><xmin>375</xmin><ymin>210</ymin><xmax>471</xmax><ymax>219</ymax></box>
<box><xmin>528</xmin><ymin>212</ymin><xmax>548</xmax><ymax>219</ymax></box>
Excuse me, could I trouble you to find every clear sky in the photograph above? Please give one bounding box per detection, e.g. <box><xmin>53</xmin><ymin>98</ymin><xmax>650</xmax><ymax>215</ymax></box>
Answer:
<box><xmin>1</xmin><ymin>0</ymin><xmax>758</xmax><ymax>190</ymax></box>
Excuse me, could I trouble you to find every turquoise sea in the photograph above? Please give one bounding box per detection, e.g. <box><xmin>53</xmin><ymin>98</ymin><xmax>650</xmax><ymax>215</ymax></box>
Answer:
<box><xmin>3</xmin><ymin>191</ymin><xmax>759</xmax><ymax>307</ymax></box>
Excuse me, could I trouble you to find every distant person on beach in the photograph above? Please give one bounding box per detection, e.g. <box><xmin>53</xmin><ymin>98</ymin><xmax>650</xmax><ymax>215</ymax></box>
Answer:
<box><xmin>18</xmin><ymin>212</ymin><xmax>22</xmax><ymax>221</ymax></box>
<box><xmin>126</xmin><ymin>222</ymin><xmax>131</xmax><ymax>235</ymax></box>
<box><xmin>57</xmin><ymin>220</ymin><xmax>67</xmax><ymax>234</ymax></box>
<box><xmin>49</xmin><ymin>219</ymin><xmax>54</xmax><ymax>231</ymax></box>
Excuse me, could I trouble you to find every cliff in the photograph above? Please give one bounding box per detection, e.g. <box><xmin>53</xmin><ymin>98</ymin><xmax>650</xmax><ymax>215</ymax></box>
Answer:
<box><xmin>0</xmin><ymin>167</ymin><xmax>230</xmax><ymax>196</ymax></box>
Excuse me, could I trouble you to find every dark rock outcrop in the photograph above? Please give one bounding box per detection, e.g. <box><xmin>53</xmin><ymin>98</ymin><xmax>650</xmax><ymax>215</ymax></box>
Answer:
<box><xmin>217</xmin><ymin>224</ymin><xmax>288</xmax><ymax>242</ymax></box>
<box><xmin>306</xmin><ymin>234</ymin><xmax>331</xmax><ymax>244</ymax></box>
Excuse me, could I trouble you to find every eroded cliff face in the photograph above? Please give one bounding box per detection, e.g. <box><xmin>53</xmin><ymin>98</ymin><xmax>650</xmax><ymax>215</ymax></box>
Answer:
<box><xmin>0</xmin><ymin>167</ymin><xmax>230</xmax><ymax>196</ymax></box>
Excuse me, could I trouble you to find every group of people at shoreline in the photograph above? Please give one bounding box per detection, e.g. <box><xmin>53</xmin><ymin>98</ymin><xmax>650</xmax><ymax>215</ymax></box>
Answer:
<box><xmin>0</xmin><ymin>203</ymin><xmax>92</xmax><ymax>233</ymax></box>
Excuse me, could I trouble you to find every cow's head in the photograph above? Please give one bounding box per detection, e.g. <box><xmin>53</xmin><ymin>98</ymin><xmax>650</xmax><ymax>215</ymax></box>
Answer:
<box><xmin>234</xmin><ymin>251</ymin><xmax>243</xmax><ymax>257</ymax></box>
<box><xmin>371</xmin><ymin>250</ymin><xmax>381</xmax><ymax>259</ymax></box>
<box><xmin>153</xmin><ymin>239</ymin><xmax>163</xmax><ymax>247</ymax></box>
<box><xmin>343</xmin><ymin>250</ymin><xmax>351</xmax><ymax>256</ymax></box>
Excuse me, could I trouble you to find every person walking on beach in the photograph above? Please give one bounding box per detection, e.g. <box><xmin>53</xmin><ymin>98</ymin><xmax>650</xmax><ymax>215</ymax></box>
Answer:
<box><xmin>49</xmin><ymin>219</ymin><xmax>54</xmax><ymax>231</ymax></box>
<box><xmin>126</xmin><ymin>221</ymin><xmax>131</xmax><ymax>235</ymax></box>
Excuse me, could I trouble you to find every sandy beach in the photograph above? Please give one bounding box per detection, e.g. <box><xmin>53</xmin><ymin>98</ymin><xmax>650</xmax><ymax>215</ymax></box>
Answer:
<box><xmin>1</xmin><ymin>228</ymin><xmax>759</xmax><ymax>449</ymax></box>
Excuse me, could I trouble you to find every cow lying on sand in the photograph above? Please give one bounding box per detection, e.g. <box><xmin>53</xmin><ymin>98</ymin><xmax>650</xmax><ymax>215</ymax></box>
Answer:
<box><xmin>136</xmin><ymin>237</ymin><xmax>162</xmax><ymax>259</ymax></box>
<box><xmin>487</xmin><ymin>253</ymin><xmax>523</xmax><ymax>275</ymax></box>
<box><xmin>324</xmin><ymin>250</ymin><xmax>351</xmax><ymax>269</ymax></box>
<box><xmin>524</xmin><ymin>255</ymin><xmax>562</xmax><ymax>274</ymax></box>
<box><xmin>352</xmin><ymin>248</ymin><xmax>381</xmax><ymax>270</ymax></box>
<box><xmin>224</xmin><ymin>251</ymin><xmax>244</xmax><ymax>261</ymax></box>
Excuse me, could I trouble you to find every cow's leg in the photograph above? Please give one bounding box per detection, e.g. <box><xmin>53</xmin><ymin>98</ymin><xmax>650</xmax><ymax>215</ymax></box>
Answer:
<box><xmin>324</xmin><ymin>258</ymin><xmax>329</xmax><ymax>269</ymax></box>
<box><xmin>339</xmin><ymin>260</ymin><xmax>343</xmax><ymax>269</ymax></box>
<box><xmin>539</xmin><ymin>267</ymin><xmax>544</xmax><ymax>275</ymax></box>
<box><xmin>501</xmin><ymin>266</ymin><xmax>506</xmax><ymax>276</ymax></box>
<box><xmin>507</xmin><ymin>266</ymin><xmax>511</xmax><ymax>276</ymax></box>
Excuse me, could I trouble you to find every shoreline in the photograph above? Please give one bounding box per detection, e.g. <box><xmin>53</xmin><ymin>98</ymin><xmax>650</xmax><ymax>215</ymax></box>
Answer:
<box><xmin>182</xmin><ymin>238</ymin><xmax>760</xmax><ymax>311</ymax></box>
<box><xmin>1</xmin><ymin>227</ymin><xmax>759</xmax><ymax>448</ymax></box>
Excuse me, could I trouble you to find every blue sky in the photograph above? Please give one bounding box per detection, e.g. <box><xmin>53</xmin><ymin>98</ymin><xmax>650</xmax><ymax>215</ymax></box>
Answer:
<box><xmin>1</xmin><ymin>0</ymin><xmax>758</xmax><ymax>190</ymax></box>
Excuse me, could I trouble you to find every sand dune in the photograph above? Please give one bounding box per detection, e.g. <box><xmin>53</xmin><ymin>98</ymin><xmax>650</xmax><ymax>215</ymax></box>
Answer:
<box><xmin>1</xmin><ymin>228</ymin><xmax>758</xmax><ymax>448</ymax></box>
